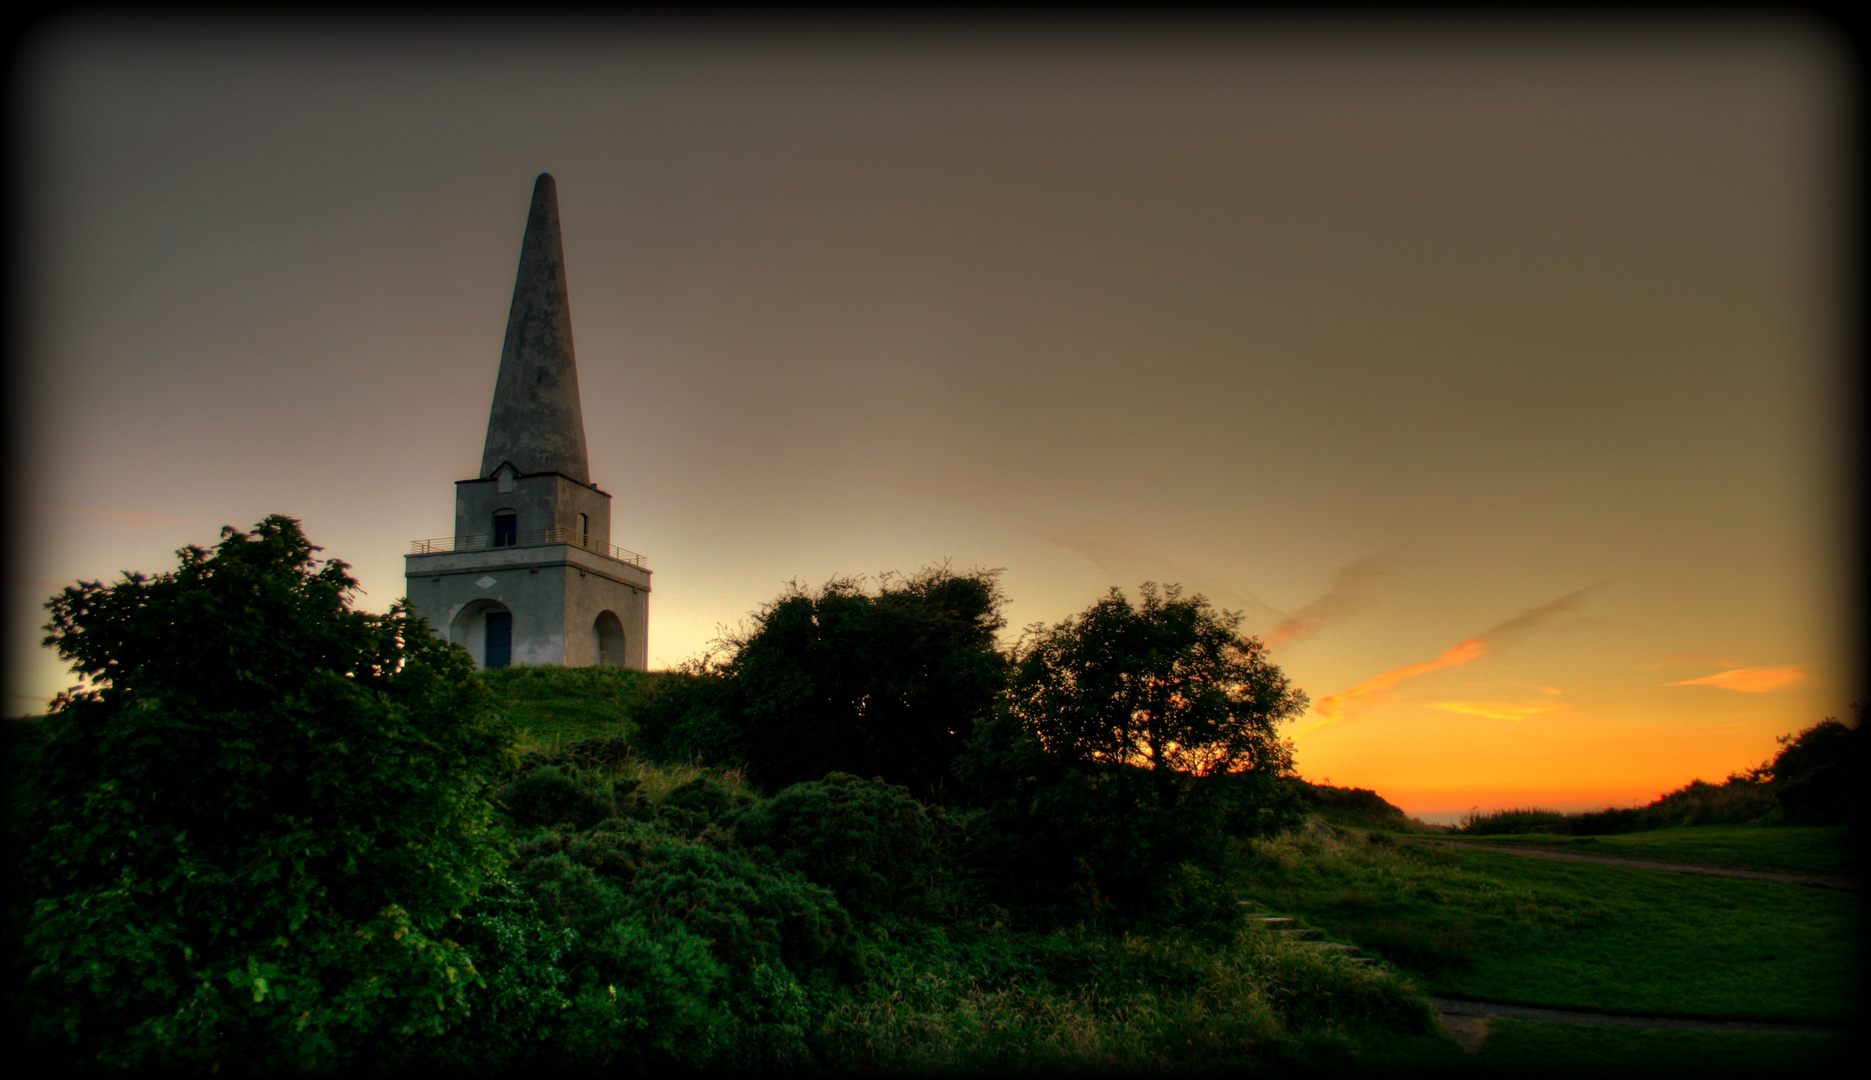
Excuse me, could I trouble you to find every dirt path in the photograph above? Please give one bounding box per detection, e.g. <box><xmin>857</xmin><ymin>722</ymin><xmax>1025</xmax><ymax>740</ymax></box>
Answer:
<box><xmin>1431</xmin><ymin>996</ymin><xmax>1850</xmax><ymax>1036</ymax></box>
<box><xmin>1410</xmin><ymin>838</ymin><xmax>1860</xmax><ymax>890</ymax></box>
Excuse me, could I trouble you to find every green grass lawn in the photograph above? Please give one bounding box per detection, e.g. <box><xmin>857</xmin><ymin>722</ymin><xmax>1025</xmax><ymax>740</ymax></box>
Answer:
<box><xmin>1302</xmin><ymin>1022</ymin><xmax>1852</xmax><ymax>1077</ymax></box>
<box><xmin>1468</xmin><ymin>1020</ymin><xmax>1851</xmax><ymax>1077</ymax></box>
<box><xmin>1242</xmin><ymin>831</ymin><xmax>1862</xmax><ymax>1024</ymax></box>
<box><xmin>479</xmin><ymin>664</ymin><xmax>649</xmax><ymax>750</ymax></box>
<box><xmin>1432</xmin><ymin>824</ymin><xmax>1858</xmax><ymax>878</ymax></box>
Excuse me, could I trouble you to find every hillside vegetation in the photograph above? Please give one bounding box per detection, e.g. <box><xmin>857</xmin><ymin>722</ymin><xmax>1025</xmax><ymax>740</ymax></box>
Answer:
<box><xmin>9</xmin><ymin>524</ymin><xmax>1452</xmax><ymax>1073</ymax></box>
<box><xmin>10</xmin><ymin>518</ymin><xmax>1859</xmax><ymax>1073</ymax></box>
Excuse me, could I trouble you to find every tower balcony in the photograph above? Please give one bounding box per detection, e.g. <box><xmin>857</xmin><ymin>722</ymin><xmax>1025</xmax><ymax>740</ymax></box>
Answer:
<box><xmin>408</xmin><ymin>528</ymin><xmax>648</xmax><ymax>570</ymax></box>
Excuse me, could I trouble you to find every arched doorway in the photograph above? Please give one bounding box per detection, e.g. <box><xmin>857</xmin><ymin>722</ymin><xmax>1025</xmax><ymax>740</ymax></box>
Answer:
<box><xmin>594</xmin><ymin>610</ymin><xmax>625</xmax><ymax>666</ymax></box>
<box><xmin>450</xmin><ymin>599</ymin><xmax>515</xmax><ymax>670</ymax></box>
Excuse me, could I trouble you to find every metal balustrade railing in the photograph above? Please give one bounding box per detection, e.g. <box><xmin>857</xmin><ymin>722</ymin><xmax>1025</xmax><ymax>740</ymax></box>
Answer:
<box><xmin>408</xmin><ymin>528</ymin><xmax>647</xmax><ymax>569</ymax></box>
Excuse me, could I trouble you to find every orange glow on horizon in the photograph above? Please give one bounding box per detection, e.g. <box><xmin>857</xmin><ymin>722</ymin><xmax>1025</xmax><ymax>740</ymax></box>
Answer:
<box><xmin>1668</xmin><ymin>666</ymin><xmax>1804</xmax><ymax>693</ymax></box>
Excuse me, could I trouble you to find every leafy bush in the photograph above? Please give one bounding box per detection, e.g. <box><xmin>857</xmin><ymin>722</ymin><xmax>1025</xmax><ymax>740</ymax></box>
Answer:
<box><xmin>736</xmin><ymin>772</ymin><xmax>947</xmax><ymax>922</ymax></box>
<box><xmin>517</xmin><ymin>733</ymin><xmax>637</xmax><ymax>774</ymax></box>
<box><xmin>958</xmin><ymin>584</ymin><xmax>1305</xmax><ymax>914</ymax></box>
<box><xmin>429</xmin><ymin>875</ymin><xmax>619</xmax><ymax>1070</ymax></box>
<box><xmin>1460</xmin><ymin>780</ymin><xmax>1779</xmax><ymax>836</ymax></box>
<box><xmin>642</xmin><ymin>568</ymin><xmax>1008</xmax><ymax>799</ymax></box>
<box><xmin>661</xmin><ymin>775</ymin><xmax>740</xmax><ymax>821</ymax></box>
<box><xmin>1297</xmin><ymin>780</ymin><xmax>1421</xmax><ymax>831</ymax></box>
<box><xmin>501</xmin><ymin>765</ymin><xmax>622</xmax><ymax>831</ymax></box>
<box><xmin>656</xmin><ymin>775</ymin><xmax>750</xmax><ymax>839</ymax></box>
<box><xmin>464</xmin><ymin>815</ymin><xmax>859</xmax><ymax>1070</ymax></box>
<box><xmin>631</xmin><ymin>663</ymin><xmax>746</xmax><ymax>767</ymax></box>
<box><xmin>19</xmin><ymin>516</ymin><xmax>512</xmax><ymax>1071</ymax></box>
<box><xmin>1458</xmin><ymin>807</ymin><xmax>1575</xmax><ymax>835</ymax></box>
<box><xmin>1768</xmin><ymin>708</ymin><xmax>1865</xmax><ymax>827</ymax></box>
<box><xmin>1635</xmin><ymin>777</ymin><xmax>1778</xmax><ymax>827</ymax></box>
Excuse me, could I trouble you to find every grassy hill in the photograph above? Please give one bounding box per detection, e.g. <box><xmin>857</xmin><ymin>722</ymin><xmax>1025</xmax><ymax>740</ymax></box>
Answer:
<box><xmin>1434</xmin><ymin>824</ymin><xmax>1856</xmax><ymax>878</ymax></box>
<box><xmin>1297</xmin><ymin>778</ymin><xmax>1448</xmax><ymax>833</ymax></box>
<box><xmin>1243</xmin><ymin>828</ymin><xmax>1860</xmax><ymax>1025</ymax></box>
<box><xmin>225</xmin><ymin>668</ymin><xmax>1871</xmax><ymax>1068</ymax></box>
<box><xmin>478</xmin><ymin>664</ymin><xmax>662</xmax><ymax>750</ymax></box>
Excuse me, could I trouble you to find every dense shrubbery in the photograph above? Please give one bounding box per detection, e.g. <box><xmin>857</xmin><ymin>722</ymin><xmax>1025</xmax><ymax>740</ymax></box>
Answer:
<box><xmin>13</xmin><ymin>529</ymin><xmax>1446</xmax><ymax>1071</ymax></box>
<box><xmin>467</xmin><ymin>815</ymin><xmax>859</xmax><ymax>1070</ymax></box>
<box><xmin>443</xmin><ymin>740</ymin><xmax>1434</xmax><ymax>1072</ymax></box>
<box><xmin>636</xmin><ymin>567</ymin><xmax>1007</xmax><ymax>798</ymax></box>
<box><xmin>1295</xmin><ymin>780</ymin><xmax>1423</xmax><ymax>831</ymax></box>
<box><xmin>639</xmin><ymin>579</ymin><xmax>1311</xmax><ymax>919</ymax></box>
<box><xmin>16</xmin><ymin>517</ymin><xmax>512</xmax><ymax>1071</ymax></box>
<box><xmin>1769</xmin><ymin>708</ymin><xmax>1865</xmax><ymax>828</ymax></box>
<box><xmin>502</xmin><ymin>765</ymin><xmax>629</xmax><ymax>831</ymax></box>
<box><xmin>958</xmin><ymin>584</ymin><xmax>1307</xmax><ymax>913</ymax></box>
<box><xmin>735</xmin><ymin>772</ymin><xmax>949</xmax><ymax>922</ymax></box>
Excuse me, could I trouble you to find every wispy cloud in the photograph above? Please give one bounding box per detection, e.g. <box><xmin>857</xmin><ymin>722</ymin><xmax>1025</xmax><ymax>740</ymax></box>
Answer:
<box><xmin>1430</xmin><ymin>699</ymin><xmax>1575</xmax><ymax>721</ymax></box>
<box><xmin>1668</xmin><ymin>666</ymin><xmax>1803</xmax><ymax>693</ymax></box>
<box><xmin>1306</xmin><ymin>638</ymin><xmax>1488</xmax><ymax>727</ymax></box>
<box><xmin>1298</xmin><ymin>582</ymin><xmax>1604</xmax><ymax>733</ymax></box>
<box><xmin>1268</xmin><ymin>550</ymin><xmax>1402</xmax><ymax>647</ymax></box>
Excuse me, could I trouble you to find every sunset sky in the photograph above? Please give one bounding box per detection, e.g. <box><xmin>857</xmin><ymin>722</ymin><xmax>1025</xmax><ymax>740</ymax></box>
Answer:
<box><xmin>9</xmin><ymin>15</ymin><xmax>1854</xmax><ymax>820</ymax></box>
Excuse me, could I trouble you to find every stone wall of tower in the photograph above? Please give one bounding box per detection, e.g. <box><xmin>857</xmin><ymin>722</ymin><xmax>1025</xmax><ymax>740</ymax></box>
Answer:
<box><xmin>405</xmin><ymin>548</ymin><xmax>649</xmax><ymax>670</ymax></box>
<box><xmin>454</xmin><ymin>472</ymin><xmax>613</xmax><ymax>547</ymax></box>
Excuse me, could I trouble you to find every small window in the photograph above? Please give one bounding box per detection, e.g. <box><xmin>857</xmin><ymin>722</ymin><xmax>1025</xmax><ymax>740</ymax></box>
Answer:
<box><xmin>493</xmin><ymin>511</ymin><xmax>517</xmax><ymax>547</ymax></box>
<box><xmin>579</xmin><ymin>513</ymin><xmax>589</xmax><ymax>546</ymax></box>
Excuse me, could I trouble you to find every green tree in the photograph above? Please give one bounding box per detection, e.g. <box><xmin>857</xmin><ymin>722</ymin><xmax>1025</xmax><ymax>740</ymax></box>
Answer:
<box><xmin>961</xmin><ymin>584</ymin><xmax>1305</xmax><ymax>912</ymax></box>
<box><xmin>1007</xmin><ymin>582</ymin><xmax>1302</xmax><ymax>801</ymax></box>
<box><xmin>20</xmin><ymin>516</ymin><xmax>512</xmax><ymax>1070</ymax></box>
<box><xmin>646</xmin><ymin>567</ymin><xmax>1007</xmax><ymax>799</ymax></box>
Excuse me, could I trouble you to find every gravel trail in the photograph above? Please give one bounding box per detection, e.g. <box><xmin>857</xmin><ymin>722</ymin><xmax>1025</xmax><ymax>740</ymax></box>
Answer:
<box><xmin>1430</xmin><ymin>996</ymin><xmax>1851</xmax><ymax>1035</ymax></box>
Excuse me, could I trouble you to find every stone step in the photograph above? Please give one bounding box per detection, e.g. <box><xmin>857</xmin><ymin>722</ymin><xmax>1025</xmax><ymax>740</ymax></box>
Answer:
<box><xmin>1276</xmin><ymin>928</ymin><xmax>1324</xmax><ymax>941</ymax></box>
<box><xmin>1352</xmin><ymin>956</ymin><xmax>1379</xmax><ymax>965</ymax></box>
<box><xmin>1308</xmin><ymin>941</ymin><xmax>1360</xmax><ymax>952</ymax></box>
<box><xmin>1255</xmin><ymin>916</ymin><xmax>1297</xmax><ymax>928</ymax></box>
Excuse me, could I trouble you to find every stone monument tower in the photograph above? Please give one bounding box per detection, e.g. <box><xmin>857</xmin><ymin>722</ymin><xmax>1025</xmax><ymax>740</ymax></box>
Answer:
<box><xmin>405</xmin><ymin>174</ymin><xmax>650</xmax><ymax>670</ymax></box>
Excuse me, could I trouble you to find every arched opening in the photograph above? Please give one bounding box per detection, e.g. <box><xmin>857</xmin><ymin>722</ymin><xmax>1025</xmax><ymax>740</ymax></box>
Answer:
<box><xmin>449</xmin><ymin>599</ymin><xmax>514</xmax><ymax>670</ymax></box>
<box><xmin>594</xmin><ymin>610</ymin><xmax>625</xmax><ymax>667</ymax></box>
<box><xmin>492</xmin><ymin>510</ymin><xmax>517</xmax><ymax>547</ymax></box>
<box><xmin>485</xmin><ymin>611</ymin><xmax>513</xmax><ymax>669</ymax></box>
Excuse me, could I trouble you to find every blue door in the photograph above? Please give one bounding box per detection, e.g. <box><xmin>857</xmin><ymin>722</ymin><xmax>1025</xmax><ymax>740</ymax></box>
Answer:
<box><xmin>485</xmin><ymin>611</ymin><xmax>513</xmax><ymax>669</ymax></box>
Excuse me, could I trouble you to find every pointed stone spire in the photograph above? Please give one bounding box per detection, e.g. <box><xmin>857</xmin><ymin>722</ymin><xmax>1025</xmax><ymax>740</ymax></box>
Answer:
<box><xmin>480</xmin><ymin>173</ymin><xmax>591</xmax><ymax>483</ymax></box>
